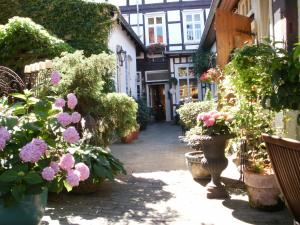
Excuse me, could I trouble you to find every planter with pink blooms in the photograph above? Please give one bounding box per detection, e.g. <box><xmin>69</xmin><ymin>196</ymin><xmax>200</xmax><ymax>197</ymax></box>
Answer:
<box><xmin>0</xmin><ymin>72</ymin><xmax>90</xmax><ymax>225</ymax></box>
<box><xmin>194</xmin><ymin>110</ymin><xmax>234</xmax><ymax>199</ymax></box>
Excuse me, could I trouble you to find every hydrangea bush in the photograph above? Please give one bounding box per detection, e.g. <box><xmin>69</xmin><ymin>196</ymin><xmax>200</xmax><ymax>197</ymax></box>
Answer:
<box><xmin>0</xmin><ymin>73</ymin><xmax>90</xmax><ymax>206</ymax></box>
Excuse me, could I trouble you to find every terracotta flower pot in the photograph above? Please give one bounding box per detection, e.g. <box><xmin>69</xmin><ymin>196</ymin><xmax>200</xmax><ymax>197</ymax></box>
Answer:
<box><xmin>244</xmin><ymin>169</ymin><xmax>284</xmax><ymax>211</ymax></box>
<box><xmin>121</xmin><ymin>133</ymin><xmax>134</xmax><ymax>144</ymax></box>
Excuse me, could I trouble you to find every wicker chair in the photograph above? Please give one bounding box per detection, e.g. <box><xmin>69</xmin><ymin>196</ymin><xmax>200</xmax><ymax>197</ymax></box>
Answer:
<box><xmin>262</xmin><ymin>134</ymin><xmax>300</xmax><ymax>225</ymax></box>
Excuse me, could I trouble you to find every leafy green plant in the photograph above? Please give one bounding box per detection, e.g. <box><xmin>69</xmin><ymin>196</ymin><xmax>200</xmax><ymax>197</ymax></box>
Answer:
<box><xmin>0</xmin><ymin>17</ymin><xmax>73</xmax><ymax>75</ymax></box>
<box><xmin>93</xmin><ymin>93</ymin><xmax>138</xmax><ymax>147</ymax></box>
<box><xmin>193</xmin><ymin>49</ymin><xmax>216</xmax><ymax>77</ymax></box>
<box><xmin>136</xmin><ymin>98</ymin><xmax>150</xmax><ymax>130</ymax></box>
<box><xmin>72</xmin><ymin>144</ymin><xmax>126</xmax><ymax>185</ymax></box>
<box><xmin>176</xmin><ymin>101</ymin><xmax>215</xmax><ymax>130</ymax></box>
<box><xmin>0</xmin><ymin>0</ymin><xmax>118</xmax><ymax>56</ymax></box>
<box><xmin>0</xmin><ymin>87</ymin><xmax>90</xmax><ymax>206</ymax></box>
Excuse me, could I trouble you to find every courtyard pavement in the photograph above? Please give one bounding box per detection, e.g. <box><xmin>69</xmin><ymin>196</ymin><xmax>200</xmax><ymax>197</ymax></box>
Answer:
<box><xmin>42</xmin><ymin>122</ymin><xmax>293</xmax><ymax>225</ymax></box>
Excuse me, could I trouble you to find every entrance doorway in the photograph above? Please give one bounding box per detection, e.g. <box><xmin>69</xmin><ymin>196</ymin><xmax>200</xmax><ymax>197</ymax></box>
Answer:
<box><xmin>149</xmin><ymin>84</ymin><xmax>166</xmax><ymax>121</ymax></box>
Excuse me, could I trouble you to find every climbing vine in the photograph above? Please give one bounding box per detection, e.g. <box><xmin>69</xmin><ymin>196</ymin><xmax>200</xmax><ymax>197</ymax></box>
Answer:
<box><xmin>0</xmin><ymin>0</ymin><xmax>118</xmax><ymax>55</ymax></box>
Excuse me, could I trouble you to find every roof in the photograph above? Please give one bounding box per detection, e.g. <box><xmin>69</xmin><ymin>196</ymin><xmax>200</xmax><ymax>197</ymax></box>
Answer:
<box><xmin>200</xmin><ymin>0</ymin><xmax>239</xmax><ymax>50</ymax></box>
<box><xmin>118</xmin><ymin>15</ymin><xmax>147</xmax><ymax>52</ymax></box>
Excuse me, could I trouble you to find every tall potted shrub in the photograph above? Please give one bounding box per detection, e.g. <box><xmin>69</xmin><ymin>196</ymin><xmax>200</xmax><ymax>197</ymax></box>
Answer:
<box><xmin>224</xmin><ymin>42</ymin><xmax>288</xmax><ymax>210</ymax></box>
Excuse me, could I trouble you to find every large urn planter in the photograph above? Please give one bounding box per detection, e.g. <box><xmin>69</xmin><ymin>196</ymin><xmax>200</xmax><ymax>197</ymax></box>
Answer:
<box><xmin>0</xmin><ymin>189</ymin><xmax>48</xmax><ymax>225</ymax></box>
<box><xmin>199</xmin><ymin>135</ymin><xmax>232</xmax><ymax>199</ymax></box>
<box><xmin>185</xmin><ymin>151</ymin><xmax>210</xmax><ymax>179</ymax></box>
<box><xmin>244</xmin><ymin>169</ymin><xmax>284</xmax><ymax>211</ymax></box>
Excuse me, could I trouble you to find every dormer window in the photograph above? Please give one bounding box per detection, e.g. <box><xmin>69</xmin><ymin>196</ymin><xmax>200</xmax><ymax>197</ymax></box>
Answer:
<box><xmin>145</xmin><ymin>13</ymin><xmax>166</xmax><ymax>46</ymax></box>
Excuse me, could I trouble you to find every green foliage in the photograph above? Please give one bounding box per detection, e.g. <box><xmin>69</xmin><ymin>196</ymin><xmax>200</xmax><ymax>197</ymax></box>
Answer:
<box><xmin>0</xmin><ymin>17</ymin><xmax>73</xmax><ymax>74</ymax></box>
<box><xmin>204</xmin><ymin>89</ymin><xmax>213</xmax><ymax>101</ymax></box>
<box><xmin>176</xmin><ymin>101</ymin><xmax>215</xmax><ymax>130</ymax></box>
<box><xmin>0</xmin><ymin>89</ymin><xmax>78</xmax><ymax>205</ymax></box>
<box><xmin>94</xmin><ymin>93</ymin><xmax>138</xmax><ymax>147</ymax></box>
<box><xmin>47</xmin><ymin>51</ymin><xmax>116</xmax><ymax>115</ymax></box>
<box><xmin>72</xmin><ymin>145</ymin><xmax>126</xmax><ymax>185</ymax></box>
<box><xmin>0</xmin><ymin>0</ymin><xmax>118</xmax><ymax>56</ymax></box>
<box><xmin>193</xmin><ymin>49</ymin><xmax>216</xmax><ymax>76</ymax></box>
<box><xmin>136</xmin><ymin>98</ymin><xmax>150</xmax><ymax>130</ymax></box>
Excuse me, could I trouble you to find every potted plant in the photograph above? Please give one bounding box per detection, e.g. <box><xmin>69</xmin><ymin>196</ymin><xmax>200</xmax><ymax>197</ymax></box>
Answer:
<box><xmin>147</xmin><ymin>43</ymin><xmax>166</xmax><ymax>55</ymax></box>
<box><xmin>71</xmin><ymin>144</ymin><xmax>126</xmax><ymax>194</ymax></box>
<box><xmin>0</xmin><ymin>74</ymin><xmax>90</xmax><ymax>225</ymax></box>
<box><xmin>183</xmin><ymin>127</ymin><xmax>210</xmax><ymax>179</ymax></box>
<box><xmin>224</xmin><ymin>41</ymin><xmax>286</xmax><ymax>211</ymax></box>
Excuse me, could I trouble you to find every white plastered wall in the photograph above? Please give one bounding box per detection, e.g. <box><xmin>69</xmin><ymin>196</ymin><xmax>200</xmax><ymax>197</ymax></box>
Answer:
<box><xmin>108</xmin><ymin>23</ymin><xmax>138</xmax><ymax>99</ymax></box>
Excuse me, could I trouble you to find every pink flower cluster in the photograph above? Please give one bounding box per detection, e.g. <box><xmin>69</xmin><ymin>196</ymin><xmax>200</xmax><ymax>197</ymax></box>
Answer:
<box><xmin>51</xmin><ymin>71</ymin><xmax>61</xmax><ymax>85</ymax></box>
<box><xmin>57</xmin><ymin>153</ymin><xmax>90</xmax><ymax>187</ymax></box>
<box><xmin>55</xmin><ymin>94</ymin><xmax>78</xmax><ymax>110</ymax></box>
<box><xmin>41</xmin><ymin>154</ymin><xmax>90</xmax><ymax>186</ymax></box>
<box><xmin>63</xmin><ymin>127</ymin><xmax>80</xmax><ymax>144</ymax></box>
<box><xmin>56</xmin><ymin>112</ymin><xmax>81</xmax><ymax>127</ymax></box>
<box><xmin>0</xmin><ymin>127</ymin><xmax>10</xmax><ymax>151</ymax></box>
<box><xmin>67</xmin><ymin>93</ymin><xmax>78</xmax><ymax>110</ymax></box>
<box><xmin>197</xmin><ymin>110</ymin><xmax>232</xmax><ymax>127</ymax></box>
<box><xmin>19</xmin><ymin>139</ymin><xmax>47</xmax><ymax>163</ymax></box>
<box><xmin>199</xmin><ymin>68</ymin><xmax>223</xmax><ymax>83</ymax></box>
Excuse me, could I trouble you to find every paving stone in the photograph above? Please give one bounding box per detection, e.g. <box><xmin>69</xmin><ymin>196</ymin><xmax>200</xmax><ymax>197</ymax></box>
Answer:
<box><xmin>42</xmin><ymin>122</ymin><xmax>293</xmax><ymax>225</ymax></box>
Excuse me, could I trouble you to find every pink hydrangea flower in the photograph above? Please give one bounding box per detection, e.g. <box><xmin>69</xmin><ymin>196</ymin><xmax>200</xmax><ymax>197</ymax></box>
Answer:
<box><xmin>32</xmin><ymin>139</ymin><xmax>47</xmax><ymax>155</ymax></box>
<box><xmin>55</xmin><ymin>98</ymin><xmax>66</xmax><ymax>108</ymax></box>
<box><xmin>67</xmin><ymin>93</ymin><xmax>78</xmax><ymax>110</ymax></box>
<box><xmin>71</xmin><ymin>112</ymin><xmax>81</xmax><ymax>124</ymax></box>
<box><xmin>0</xmin><ymin>138</ymin><xmax>6</xmax><ymax>151</ymax></box>
<box><xmin>75</xmin><ymin>163</ymin><xmax>90</xmax><ymax>181</ymax></box>
<box><xmin>57</xmin><ymin>113</ymin><xmax>72</xmax><ymax>127</ymax></box>
<box><xmin>42</xmin><ymin>167</ymin><xmax>56</xmax><ymax>181</ymax></box>
<box><xmin>0</xmin><ymin>127</ymin><xmax>11</xmax><ymax>141</ymax></box>
<box><xmin>197</xmin><ymin>113</ymin><xmax>204</xmax><ymax>121</ymax></box>
<box><xmin>204</xmin><ymin>118</ymin><xmax>215</xmax><ymax>127</ymax></box>
<box><xmin>51</xmin><ymin>71</ymin><xmax>61</xmax><ymax>85</ymax></box>
<box><xmin>50</xmin><ymin>161</ymin><xmax>60</xmax><ymax>173</ymax></box>
<box><xmin>59</xmin><ymin>153</ymin><xmax>75</xmax><ymax>171</ymax></box>
<box><xmin>66</xmin><ymin>169</ymin><xmax>81</xmax><ymax>187</ymax></box>
<box><xmin>19</xmin><ymin>142</ymin><xmax>45</xmax><ymax>163</ymax></box>
<box><xmin>63</xmin><ymin>127</ymin><xmax>80</xmax><ymax>144</ymax></box>
<box><xmin>202</xmin><ymin>113</ymin><xmax>210</xmax><ymax>121</ymax></box>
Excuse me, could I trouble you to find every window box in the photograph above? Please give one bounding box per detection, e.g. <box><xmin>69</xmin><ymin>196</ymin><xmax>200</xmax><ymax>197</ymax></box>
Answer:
<box><xmin>147</xmin><ymin>43</ymin><xmax>166</xmax><ymax>54</ymax></box>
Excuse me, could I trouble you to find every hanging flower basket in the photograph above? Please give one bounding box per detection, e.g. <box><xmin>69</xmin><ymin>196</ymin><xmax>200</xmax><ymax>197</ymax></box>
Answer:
<box><xmin>147</xmin><ymin>43</ymin><xmax>166</xmax><ymax>54</ymax></box>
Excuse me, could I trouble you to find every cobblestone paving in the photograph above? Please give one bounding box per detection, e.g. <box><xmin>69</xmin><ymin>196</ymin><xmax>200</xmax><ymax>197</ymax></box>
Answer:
<box><xmin>42</xmin><ymin>123</ymin><xmax>293</xmax><ymax>225</ymax></box>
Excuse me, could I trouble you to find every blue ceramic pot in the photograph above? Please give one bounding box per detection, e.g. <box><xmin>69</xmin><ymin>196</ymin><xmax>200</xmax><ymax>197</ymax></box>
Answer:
<box><xmin>0</xmin><ymin>189</ymin><xmax>48</xmax><ymax>225</ymax></box>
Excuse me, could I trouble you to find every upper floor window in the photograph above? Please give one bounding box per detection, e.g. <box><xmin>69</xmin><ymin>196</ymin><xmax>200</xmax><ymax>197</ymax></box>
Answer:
<box><xmin>145</xmin><ymin>14</ymin><xmax>166</xmax><ymax>45</ymax></box>
<box><xmin>183</xmin><ymin>11</ymin><xmax>203</xmax><ymax>43</ymax></box>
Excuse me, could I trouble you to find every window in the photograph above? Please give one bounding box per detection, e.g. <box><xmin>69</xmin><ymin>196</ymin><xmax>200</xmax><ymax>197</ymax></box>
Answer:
<box><xmin>145</xmin><ymin>14</ymin><xmax>166</xmax><ymax>45</ymax></box>
<box><xmin>183</xmin><ymin>11</ymin><xmax>203</xmax><ymax>43</ymax></box>
<box><xmin>176</xmin><ymin>65</ymin><xmax>198</xmax><ymax>102</ymax></box>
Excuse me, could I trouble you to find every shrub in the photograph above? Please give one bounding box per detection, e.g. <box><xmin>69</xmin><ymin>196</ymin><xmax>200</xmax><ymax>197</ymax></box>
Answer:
<box><xmin>136</xmin><ymin>98</ymin><xmax>150</xmax><ymax>130</ymax></box>
<box><xmin>0</xmin><ymin>0</ymin><xmax>118</xmax><ymax>56</ymax></box>
<box><xmin>39</xmin><ymin>51</ymin><xmax>138</xmax><ymax>147</ymax></box>
<box><xmin>176</xmin><ymin>101</ymin><xmax>215</xmax><ymax>130</ymax></box>
<box><xmin>94</xmin><ymin>93</ymin><xmax>138</xmax><ymax>147</ymax></box>
<box><xmin>0</xmin><ymin>17</ymin><xmax>73</xmax><ymax>75</ymax></box>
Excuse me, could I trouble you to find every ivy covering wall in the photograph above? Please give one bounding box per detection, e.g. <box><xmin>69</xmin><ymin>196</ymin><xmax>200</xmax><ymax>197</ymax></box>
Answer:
<box><xmin>0</xmin><ymin>0</ymin><xmax>118</xmax><ymax>55</ymax></box>
<box><xmin>0</xmin><ymin>17</ymin><xmax>74</xmax><ymax>74</ymax></box>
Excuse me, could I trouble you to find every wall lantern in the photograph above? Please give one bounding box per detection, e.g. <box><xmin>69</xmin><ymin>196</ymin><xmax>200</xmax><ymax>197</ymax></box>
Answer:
<box><xmin>116</xmin><ymin>46</ymin><xmax>127</xmax><ymax>67</ymax></box>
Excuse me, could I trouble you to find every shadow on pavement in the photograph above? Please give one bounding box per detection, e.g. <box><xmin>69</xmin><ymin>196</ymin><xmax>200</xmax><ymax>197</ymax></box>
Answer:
<box><xmin>222</xmin><ymin>199</ymin><xmax>293</xmax><ymax>225</ymax></box>
<box><xmin>44</xmin><ymin>175</ymin><xmax>179</xmax><ymax>225</ymax></box>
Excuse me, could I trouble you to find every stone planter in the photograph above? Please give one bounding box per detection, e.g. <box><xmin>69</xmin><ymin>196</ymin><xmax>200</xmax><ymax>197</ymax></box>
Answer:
<box><xmin>244</xmin><ymin>169</ymin><xmax>284</xmax><ymax>211</ymax></box>
<box><xmin>185</xmin><ymin>151</ymin><xmax>210</xmax><ymax>179</ymax></box>
<box><xmin>0</xmin><ymin>189</ymin><xmax>48</xmax><ymax>225</ymax></box>
<box><xmin>200</xmin><ymin>135</ymin><xmax>232</xmax><ymax>199</ymax></box>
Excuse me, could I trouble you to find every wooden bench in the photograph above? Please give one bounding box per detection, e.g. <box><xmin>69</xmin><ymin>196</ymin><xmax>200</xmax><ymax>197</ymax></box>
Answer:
<box><xmin>262</xmin><ymin>134</ymin><xmax>300</xmax><ymax>225</ymax></box>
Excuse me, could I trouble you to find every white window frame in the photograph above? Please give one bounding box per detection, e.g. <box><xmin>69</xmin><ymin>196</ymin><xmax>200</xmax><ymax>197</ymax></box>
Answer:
<box><xmin>175</xmin><ymin>63</ymin><xmax>199</xmax><ymax>103</ymax></box>
<box><xmin>145</xmin><ymin>12</ymin><xmax>167</xmax><ymax>46</ymax></box>
<box><xmin>182</xmin><ymin>10</ymin><xmax>204</xmax><ymax>44</ymax></box>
